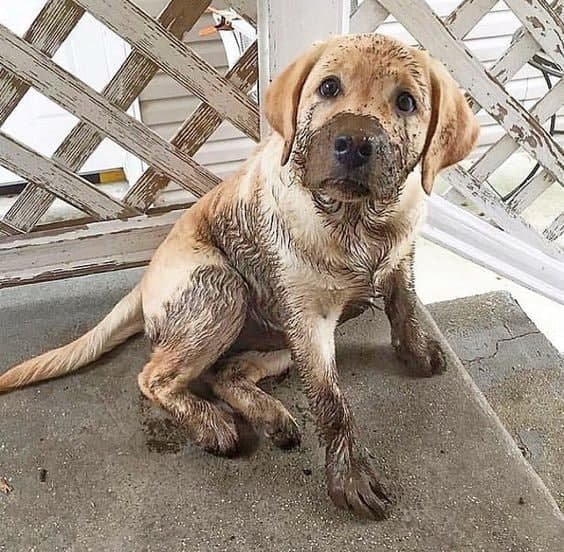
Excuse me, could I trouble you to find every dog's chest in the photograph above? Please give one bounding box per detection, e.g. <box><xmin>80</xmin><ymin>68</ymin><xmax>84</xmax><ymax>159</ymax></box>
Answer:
<box><xmin>275</xmin><ymin>210</ymin><xmax>412</xmax><ymax>306</ymax></box>
<box><xmin>222</xmin><ymin>182</ymin><xmax>421</xmax><ymax>326</ymax></box>
<box><xmin>232</xmin><ymin>223</ymin><xmax>378</xmax><ymax>328</ymax></box>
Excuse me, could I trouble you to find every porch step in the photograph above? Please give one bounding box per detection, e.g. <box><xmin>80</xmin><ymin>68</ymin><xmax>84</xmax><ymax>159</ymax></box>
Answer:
<box><xmin>429</xmin><ymin>291</ymin><xmax>564</xmax><ymax>510</ymax></box>
<box><xmin>1</xmin><ymin>271</ymin><xmax>563</xmax><ymax>551</ymax></box>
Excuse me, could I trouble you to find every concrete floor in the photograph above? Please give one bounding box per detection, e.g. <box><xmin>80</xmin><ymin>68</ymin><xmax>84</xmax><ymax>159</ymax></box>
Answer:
<box><xmin>1</xmin><ymin>270</ymin><xmax>563</xmax><ymax>551</ymax></box>
<box><xmin>430</xmin><ymin>292</ymin><xmax>564</xmax><ymax>510</ymax></box>
<box><xmin>415</xmin><ymin>238</ymin><xmax>564</xmax><ymax>353</ymax></box>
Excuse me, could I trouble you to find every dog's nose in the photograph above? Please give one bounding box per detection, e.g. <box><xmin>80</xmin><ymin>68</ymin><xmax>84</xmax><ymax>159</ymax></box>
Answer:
<box><xmin>334</xmin><ymin>135</ymin><xmax>373</xmax><ymax>168</ymax></box>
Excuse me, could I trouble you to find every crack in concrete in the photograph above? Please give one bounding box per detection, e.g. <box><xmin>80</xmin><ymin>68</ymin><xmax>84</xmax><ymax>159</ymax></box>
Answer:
<box><xmin>461</xmin><ymin>330</ymin><xmax>541</xmax><ymax>364</ymax></box>
<box><xmin>502</xmin><ymin>320</ymin><xmax>513</xmax><ymax>336</ymax></box>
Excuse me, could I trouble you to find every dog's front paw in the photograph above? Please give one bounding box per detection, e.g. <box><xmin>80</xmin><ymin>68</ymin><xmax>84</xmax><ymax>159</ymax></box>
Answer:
<box><xmin>326</xmin><ymin>447</ymin><xmax>393</xmax><ymax>520</ymax></box>
<box><xmin>394</xmin><ymin>333</ymin><xmax>447</xmax><ymax>377</ymax></box>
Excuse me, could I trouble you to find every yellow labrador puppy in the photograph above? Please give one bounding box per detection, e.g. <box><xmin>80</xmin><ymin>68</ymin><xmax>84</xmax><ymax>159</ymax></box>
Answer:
<box><xmin>0</xmin><ymin>34</ymin><xmax>479</xmax><ymax>519</ymax></box>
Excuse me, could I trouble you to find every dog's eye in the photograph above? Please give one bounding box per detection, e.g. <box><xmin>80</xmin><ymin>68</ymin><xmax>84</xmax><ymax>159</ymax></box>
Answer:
<box><xmin>318</xmin><ymin>76</ymin><xmax>341</xmax><ymax>98</ymax></box>
<box><xmin>396</xmin><ymin>91</ymin><xmax>417</xmax><ymax>114</ymax></box>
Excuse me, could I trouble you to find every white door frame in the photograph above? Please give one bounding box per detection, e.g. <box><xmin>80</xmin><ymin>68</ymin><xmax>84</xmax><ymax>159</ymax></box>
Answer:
<box><xmin>257</xmin><ymin>0</ymin><xmax>351</xmax><ymax>133</ymax></box>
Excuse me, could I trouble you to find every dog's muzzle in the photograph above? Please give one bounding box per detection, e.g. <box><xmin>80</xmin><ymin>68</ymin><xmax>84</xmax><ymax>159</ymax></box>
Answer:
<box><xmin>302</xmin><ymin>113</ymin><xmax>403</xmax><ymax>202</ymax></box>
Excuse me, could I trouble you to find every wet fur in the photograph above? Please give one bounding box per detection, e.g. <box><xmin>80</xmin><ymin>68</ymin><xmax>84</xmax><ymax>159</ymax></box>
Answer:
<box><xmin>0</xmin><ymin>34</ymin><xmax>479</xmax><ymax>520</ymax></box>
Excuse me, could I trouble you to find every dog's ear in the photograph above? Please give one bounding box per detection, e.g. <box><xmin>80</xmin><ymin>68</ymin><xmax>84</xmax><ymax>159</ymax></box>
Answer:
<box><xmin>264</xmin><ymin>42</ymin><xmax>327</xmax><ymax>165</ymax></box>
<box><xmin>420</xmin><ymin>57</ymin><xmax>479</xmax><ymax>194</ymax></box>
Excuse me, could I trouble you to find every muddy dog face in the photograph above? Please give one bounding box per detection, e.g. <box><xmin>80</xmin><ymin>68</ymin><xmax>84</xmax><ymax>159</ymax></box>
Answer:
<box><xmin>265</xmin><ymin>34</ymin><xmax>479</xmax><ymax>202</ymax></box>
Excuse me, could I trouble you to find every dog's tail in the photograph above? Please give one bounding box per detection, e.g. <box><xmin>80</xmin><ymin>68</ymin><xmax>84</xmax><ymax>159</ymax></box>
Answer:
<box><xmin>0</xmin><ymin>286</ymin><xmax>144</xmax><ymax>393</ymax></box>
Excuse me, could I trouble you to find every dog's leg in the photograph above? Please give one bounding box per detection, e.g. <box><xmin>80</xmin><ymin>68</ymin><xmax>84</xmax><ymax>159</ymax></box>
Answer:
<box><xmin>380</xmin><ymin>248</ymin><xmax>446</xmax><ymax>376</ymax></box>
<box><xmin>138</xmin><ymin>264</ymin><xmax>248</xmax><ymax>456</ymax></box>
<box><xmin>286</xmin><ymin>303</ymin><xmax>392</xmax><ymax>520</ymax></box>
<box><xmin>209</xmin><ymin>350</ymin><xmax>301</xmax><ymax>449</ymax></box>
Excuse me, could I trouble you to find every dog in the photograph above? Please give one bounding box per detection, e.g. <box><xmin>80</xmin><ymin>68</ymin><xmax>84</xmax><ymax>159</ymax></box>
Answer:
<box><xmin>0</xmin><ymin>34</ymin><xmax>479</xmax><ymax>520</ymax></box>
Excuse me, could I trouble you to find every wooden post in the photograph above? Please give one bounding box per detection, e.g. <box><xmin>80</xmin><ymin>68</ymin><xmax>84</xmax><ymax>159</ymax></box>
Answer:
<box><xmin>257</xmin><ymin>0</ymin><xmax>351</xmax><ymax>134</ymax></box>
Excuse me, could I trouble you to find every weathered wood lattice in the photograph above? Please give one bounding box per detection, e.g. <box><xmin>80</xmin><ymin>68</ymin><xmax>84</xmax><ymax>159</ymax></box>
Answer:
<box><xmin>355</xmin><ymin>0</ymin><xmax>564</xmax><ymax>259</ymax></box>
<box><xmin>0</xmin><ymin>0</ymin><xmax>562</xmax><ymax>300</ymax></box>
<box><xmin>0</xmin><ymin>0</ymin><xmax>258</xmax><ymax>286</ymax></box>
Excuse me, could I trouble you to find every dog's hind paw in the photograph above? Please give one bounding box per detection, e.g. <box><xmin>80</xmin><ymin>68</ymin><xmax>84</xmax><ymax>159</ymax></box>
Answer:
<box><xmin>198</xmin><ymin>410</ymin><xmax>241</xmax><ymax>458</ymax></box>
<box><xmin>266</xmin><ymin>414</ymin><xmax>302</xmax><ymax>450</ymax></box>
